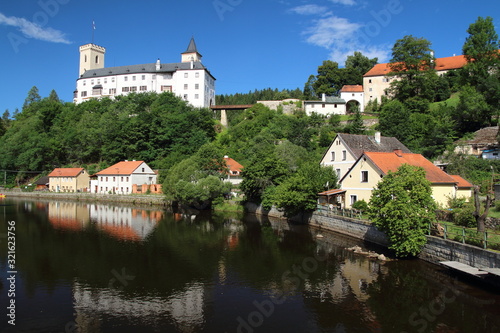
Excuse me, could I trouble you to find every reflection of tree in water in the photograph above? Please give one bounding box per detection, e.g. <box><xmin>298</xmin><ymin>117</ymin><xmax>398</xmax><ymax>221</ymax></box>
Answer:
<box><xmin>365</xmin><ymin>260</ymin><xmax>500</xmax><ymax>333</ymax></box>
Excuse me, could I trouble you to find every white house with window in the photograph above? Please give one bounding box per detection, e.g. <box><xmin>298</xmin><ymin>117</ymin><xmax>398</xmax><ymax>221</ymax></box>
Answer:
<box><xmin>91</xmin><ymin>160</ymin><xmax>157</xmax><ymax>194</ymax></box>
<box><xmin>304</xmin><ymin>94</ymin><xmax>346</xmax><ymax>116</ymax></box>
<box><xmin>74</xmin><ymin>38</ymin><xmax>216</xmax><ymax>108</ymax></box>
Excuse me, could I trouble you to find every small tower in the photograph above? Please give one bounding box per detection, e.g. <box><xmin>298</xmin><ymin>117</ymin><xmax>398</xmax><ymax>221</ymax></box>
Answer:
<box><xmin>79</xmin><ymin>43</ymin><xmax>106</xmax><ymax>77</ymax></box>
<box><xmin>181</xmin><ymin>37</ymin><xmax>202</xmax><ymax>63</ymax></box>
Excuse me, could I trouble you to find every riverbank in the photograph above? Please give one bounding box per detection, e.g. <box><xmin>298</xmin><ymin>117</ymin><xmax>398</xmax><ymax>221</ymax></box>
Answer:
<box><xmin>2</xmin><ymin>190</ymin><xmax>169</xmax><ymax>207</ymax></box>
<box><xmin>244</xmin><ymin>202</ymin><xmax>500</xmax><ymax>271</ymax></box>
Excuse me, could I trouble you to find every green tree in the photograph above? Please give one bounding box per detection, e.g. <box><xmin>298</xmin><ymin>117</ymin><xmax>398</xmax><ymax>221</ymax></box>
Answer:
<box><xmin>344</xmin><ymin>104</ymin><xmax>365</xmax><ymax>134</ymax></box>
<box><xmin>22</xmin><ymin>86</ymin><xmax>41</xmax><ymax>112</ymax></box>
<box><xmin>387</xmin><ymin>35</ymin><xmax>438</xmax><ymax>102</ymax></box>
<box><xmin>344</xmin><ymin>51</ymin><xmax>378</xmax><ymax>85</ymax></box>
<box><xmin>368</xmin><ymin>164</ymin><xmax>437</xmax><ymax>257</ymax></box>
<box><xmin>313</xmin><ymin>60</ymin><xmax>343</xmax><ymax>96</ymax></box>
<box><xmin>272</xmin><ymin>163</ymin><xmax>337</xmax><ymax>216</ymax></box>
<box><xmin>239</xmin><ymin>156</ymin><xmax>288</xmax><ymax>203</ymax></box>
<box><xmin>378</xmin><ymin>100</ymin><xmax>411</xmax><ymax>143</ymax></box>
<box><xmin>453</xmin><ymin>85</ymin><xmax>492</xmax><ymax>133</ymax></box>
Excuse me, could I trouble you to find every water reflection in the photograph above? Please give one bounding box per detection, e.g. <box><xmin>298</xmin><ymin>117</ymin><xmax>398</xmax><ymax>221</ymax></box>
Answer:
<box><xmin>0</xmin><ymin>199</ymin><xmax>499</xmax><ymax>333</ymax></box>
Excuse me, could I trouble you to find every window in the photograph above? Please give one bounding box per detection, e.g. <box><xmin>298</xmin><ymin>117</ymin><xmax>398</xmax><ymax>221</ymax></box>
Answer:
<box><xmin>161</xmin><ymin>85</ymin><xmax>172</xmax><ymax>92</ymax></box>
<box><xmin>91</xmin><ymin>80</ymin><xmax>94</xmax><ymax>85</ymax></box>
<box><xmin>95</xmin><ymin>55</ymin><xmax>99</xmax><ymax>64</ymax></box>
<box><xmin>132</xmin><ymin>76</ymin><xmax>136</xmax><ymax>81</ymax></box>
<box><xmin>361</xmin><ymin>171</ymin><xmax>369</xmax><ymax>183</ymax></box>
<box><xmin>140</xmin><ymin>86</ymin><xmax>147</xmax><ymax>91</ymax></box>
<box><xmin>121</xmin><ymin>177</ymin><xmax>124</xmax><ymax>182</ymax></box>
<box><xmin>352</xmin><ymin>93</ymin><xmax>355</xmax><ymax>97</ymax></box>
<box><xmin>195</xmin><ymin>94</ymin><xmax>199</xmax><ymax>99</ymax></box>
<box><xmin>106</xmin><ymin>177</ymin><xmax>108</xmax><ymax>182</ymax></box>
<box><xmin>195</xmin><ymin>72</ymin><xmax>200</xmax><ymax>78</ymax></box>
<box><xmin>142</xmin><ymin>75</ymin><xmax>146</xmax><ymax>80</ymax></box>
<box><xmin>152</xmin><ymin>75</ymin><xmax>156</xmax><ymax>80</ymax></box>
<box><xmin>331</xmin><ymin>152</ymin><xmax>335</xmax><ymax>161</ymax></box>
<box><xmin>97</xmin><ymin>79</ymin><xmax>100</xmax><ymax>84</ymax></box>
<box><xmin>369</xmin><ymin>88</ymin><xmax>373</xmax><ymax>92</ymax></box>
<box><xmin>83</xmin><ymin>80</ymin><xmax>86</xmax><ymax>86</ymax></box>
<box><xmin>183</xmin><ymin>94</ymin><xmax>188</xmax><ymax>100</ymax></box>
<box><xmin>112</xmin><ymin>77</ymin><xmax>115</xmax><ymax>83</ymax></box>
<box><xmin>84</xmin><ymin>55</ymin><xmax>87</xmax><ymax>62</ymax></box>
<box><xmin>350</xmin><ymin>195</ymin><xmax>357</xmax><ymax>206</ymax></box>
<box><xmin>122</xmin><ymin>87</ymin><xmax>130</xmax><ymax>92</ymax></box>
<box><xmin>104</xmin><ymin>78</ymin><xmax>107</xmax><ymax>84</ymax></box>
<box><xmin>336</xmin><ymin>169</ymin><xmax>341</xmax><ymax>179</ymax></box>
<box><xmin>195</xmin><ymin>84</ymin><xmax>199</xmax><ymax>89</ymax></box>
<box><xmin>334</xmin><ymin>104</ymin><xmax>337</xmax><ymax>108</ymax></box>
<box><xmin>81</xmin><ymin>91</ymin><xmax>87</xmax><ymax>97</ymax></box>
<box><xmin>113</xmin><ymin>177</ymin><xmax>116</xmax><ymax>182</ymax></box>
<box><xmin>184</xmin><ymin>84</ymin><xmax>188</xmax><ymax>90</ymax></box>
<box><xmin>126</xmin><ymin>177</ymin><xmax>129</xmax><ymax>182</ymax></box>
<box><xmin>184</xmin><ymin>73</ymin><xmax>188</xmax><ymax>78</ymax></box>
<box><xmin>342</xmin><ymin>150</ymin><xmax>347</xmax><ymax>161</ymax></box>
<box><xmin>124</xmin><ymin>76</ymin><xmax>128</xmax><ymax>82</ymax></box>
<box><xmin>92</xmin><ymin>87</ymin><xmax>102</xmax><ymax>95</ymax></box>
<box><xmin>322</xmin><ymin>104</ymin><xmax>325</xmax><ymax>108</ymax></box>
<box><xmin>109</xmin><ymin>88</ymin><xmax>116</xmax><ymax>95</ymax></box>
<box><xmin>130</xmin><ymin>86</ymin><xmax>137</xmax><ymax>92</ymax></box>
<box><xmin>369</xmin><ymin>79</ymin><xmax>372</xmax><ymax>83</ymax></box>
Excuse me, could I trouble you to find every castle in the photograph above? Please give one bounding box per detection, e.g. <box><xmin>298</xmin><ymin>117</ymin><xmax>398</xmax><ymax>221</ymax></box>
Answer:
<box><xmin>73</xmin><ymin>38</ymin><xmax>216</xmax><ymax>108</ymax></box>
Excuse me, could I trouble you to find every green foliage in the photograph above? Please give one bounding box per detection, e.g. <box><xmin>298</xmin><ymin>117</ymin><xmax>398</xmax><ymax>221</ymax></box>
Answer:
<box><xmin>272</xmin><ymin>163</ymin><xmax>337</xmax><ymax>216</ymax></box>
<box><xmin>216</xmin><ymin>87</ymin><xmax>303</xmax><ymax>105</ymax></box>
<box><xmin>239</xmin><ymin>156</ymin><xmax>288</xmax><ymax>203</ymax></box>
<box><xmin>451</xmin><ymin>203</ymin><xmax>476</xmax><ymax>228</ymax></box>
<box><xmin>453</xmin><ymin>85</ymin><xmax>492</xmax><ymax>133</ymax></box>
<box><xmin>352</xmin><ymin>199</ymin><xmax>369</xmax><ymax>211</ymax></box>
<box><xmin>369</xmin><ymin>164</ymin><xmax>437</xmax><ymax>257</ymax></box>
<box><xmin>344</xmin><ymin>105</ymin><xmax>365</xmax><ymax>134</ymax></box>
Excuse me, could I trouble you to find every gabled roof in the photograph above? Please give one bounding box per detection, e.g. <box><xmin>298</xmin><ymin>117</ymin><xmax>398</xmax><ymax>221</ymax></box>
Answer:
<box><xmin>335</xmin><ymin>133</ymin><xmax>411</xmax><ymax>160</ymax></box>
<box><xmin>48</xmin><ymin>168</ymin><xmax>85</xmax><ymax>178</ymax></box>
<box><xmin>96</xmin><ymin>161</ymin><xmax>150</xmax><ymax>175</ymax></box>
<box><xmin>341</xmin><ymin>85</ymin><xmax>364</xmax><ymax>93</ymax></box>
<box><xmin>450</xmin><ymin>175</ymin><xmax>473</xmax><ymax>189</ymax></box>
<box><xmin>224</xmin><ymin>157</ymin><xmax>243</xmax><ymax>173</ymax></box>
<box><xmin>363</xmin><ymin>54</ymin><xmax>468</xmax><ymax>77</ymax></box>
<box><xmin>456</xmin><ymin>126</ymin><xmax>499</xmax><ymax>145</ymax></box>
<box><xmin>35</xmin><ymin>176</ymin><xmax>49</xmax><ymax>185</ymax></box>
<box><xmin>362</xmin><ymin>151</ymin><xmax>457</xmax><ymax>184</ymax></box>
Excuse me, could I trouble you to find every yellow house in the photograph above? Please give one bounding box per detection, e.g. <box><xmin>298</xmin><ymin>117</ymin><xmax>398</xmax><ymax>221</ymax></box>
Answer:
<box><xmin>320</xmin><ymin>132</ymin><xmax>411</xmax><ymax>181</ymax></box>
<box><xmin>48</xmin><ymin>168</ymin><xmax>90</xmax><ymax>192</ymax></box>
<box><xmin>339</xmin><ymin>150</ymin><xmax>470</xmax><ymax>208</ymax></box>
<box><xmin>450</xmin><ymin>175</ymin><xmax>474</xmax><ymax>200</ymax></box>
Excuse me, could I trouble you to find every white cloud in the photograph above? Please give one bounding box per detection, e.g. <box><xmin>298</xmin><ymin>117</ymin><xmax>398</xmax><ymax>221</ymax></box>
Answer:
<box><xmin>301</xmin><ymin>14</ymin><xmax>391</xmax><ymax>63</ymax></box>
<box><xmin>289</xmin><ymin>4</ymin><xmax>331</xmax><ymax>16</ymax></box>
<box><xmin>0</xmin><ymin>12</ymin><xmax>71</xmax><ymax>44</ymax></box>
<box><xmin>328</xmin><ymin>0</ymin><xmax>357</xmax><ymax>5</ymax></box>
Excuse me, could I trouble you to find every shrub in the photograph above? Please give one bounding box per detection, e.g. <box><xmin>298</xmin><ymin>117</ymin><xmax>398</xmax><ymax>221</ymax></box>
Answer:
<box><xmin>451</xmin><ymin>204</ymin><xmax>476</xmax><ymax>228</ymax></box>
<box><xmin>352</xmin><ymin>199</ymin><xmax>369</xmax><ymax>212</ymax></box>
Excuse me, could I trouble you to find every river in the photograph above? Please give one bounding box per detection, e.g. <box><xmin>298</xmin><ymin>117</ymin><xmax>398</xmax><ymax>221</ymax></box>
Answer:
<box><xmin>0</xmin><ymin>198</ymin><xmax>499</xmax><ymax>333</ymax></box>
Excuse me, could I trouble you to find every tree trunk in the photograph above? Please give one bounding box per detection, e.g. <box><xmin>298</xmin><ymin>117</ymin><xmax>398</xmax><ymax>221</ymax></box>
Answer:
<box><xmin>474</xmin><ymin>186</ymin><xmax>491</xmax><ymax>233</ymax></box>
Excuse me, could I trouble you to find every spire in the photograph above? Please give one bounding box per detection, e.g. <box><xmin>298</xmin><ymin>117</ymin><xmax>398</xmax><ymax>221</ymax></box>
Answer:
<box><xmin>181</xmin><ymin>37</ymin><xmax>202</xmax><ymax>63</ymax></box>
<box><xmin>185</xmin><ymin>37</ymin><xmax>198</xmax><ymax>53</ymax></box>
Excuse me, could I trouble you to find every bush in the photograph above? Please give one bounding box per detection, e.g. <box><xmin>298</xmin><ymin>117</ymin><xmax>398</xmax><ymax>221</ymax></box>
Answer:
<box><xmin>451</xmin><ymin>204</ymin><xmax>476</xmax><ymax>228</ymax></box>
<box><xmin>352</xmin><ymin>199</ymin><xmax>369</xmax><ymax>211</ymax></box>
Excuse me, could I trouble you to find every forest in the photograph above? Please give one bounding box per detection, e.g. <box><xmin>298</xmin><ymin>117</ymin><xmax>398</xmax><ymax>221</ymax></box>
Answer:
<box><xmin>1</xmin><ymin>16</ymin><xmax>499</xmax><ymax>211</ymax></box>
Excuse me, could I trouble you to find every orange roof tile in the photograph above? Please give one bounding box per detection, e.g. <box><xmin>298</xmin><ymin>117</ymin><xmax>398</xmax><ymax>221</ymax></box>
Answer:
<box><xmin>48</xmin><ymin>168</ymin><xmax>85</xmax><ymax>177</ymax></box>
<box><xmin>364</xmin><ymin>151</ymin><xmax>457</xmax><ymax>184</ymax></box>
<box><xmin>224</xmin><ymin>157</ymin><xmax>243</xmax><ymax>173</ymax></box>
<box><xmin>96</xmin><ymin>161</ymin><xmax>147</xmax><ymax>175</ymax></box>
<box><xmin>363</xmin><ymin>54</ymin><xmax>469</xmax><ymax>77</ymax></box>
<box><xmin>450</xmin><ymin>175</ymin><xmax>473</xmax><ymax>188</ymax></box>
<box><xmin>341</xmin><ymin>85</ymin><xmax>364</xmax><ymax>93</ymax></box>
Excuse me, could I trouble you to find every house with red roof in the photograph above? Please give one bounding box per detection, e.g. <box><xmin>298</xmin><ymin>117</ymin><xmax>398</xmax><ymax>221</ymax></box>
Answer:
<box><xmin>48</xmin><ymin>168</ymin><xmax>90</xmax><ymax>192</ymax></box>
<box><xmin>336</xmin><ymin>150</ymin><xmax>472</xmax><ymax>208</ymax></box>
<box><xmin>340</xmin><ymin>85</ymin><xmax>365</xmax><ymax>113</ymax></box>
<box><xmin>91</xmin><ymin>160</ymin><xmax>158</xmax><ymax>194</ymax></box>
<box><xmin>362</xmin><ymin>54</ymin><xmax>469</xmax><ymax>106</ymax></box>
<box><xmin>224</xmin><ymin>156</ymin><xmax>244</xmax><ymax>185</ymax></box>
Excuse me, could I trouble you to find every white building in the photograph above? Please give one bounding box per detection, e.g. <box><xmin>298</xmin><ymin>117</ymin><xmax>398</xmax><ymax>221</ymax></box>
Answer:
<box><xmin>304</xmin><ymin>94</ymin><xmax>346</xmax><ymax>116</ymax></box>
<box><xmin>74</xmin><ymin>38</ymin><xmax>216</xmax><ymax>108</ymax></box>
<box><xmin>91</xmin><ymin>160</ymin><xmax>157</xmax><ymax>194</ymax></box>
<box><xmin>340</xmin><ymin>85</ymin><xmax>364</xmax><ymax>113</ymax></box>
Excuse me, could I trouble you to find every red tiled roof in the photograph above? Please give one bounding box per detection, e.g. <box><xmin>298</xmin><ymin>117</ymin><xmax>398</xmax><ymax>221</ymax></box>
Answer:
<box><xmin>318</xmin><ymin>189</ymin><xmax>346</xmax><ymax>196</ymax></box>
<box><xmin>341</xmin><ymin>85</ymin><xmax>364</xmax><ymax>92</ymax></box>
<box><xmin>96</xmin><ymin>161</ymin><xmax>146</xmax><ymax>175</ymax></box>
<box><xmin>450</xmin><ymin>175</ymin><xmax>473</xmax><ymax>188</ymax></box>
<box><xmin>363</xmin><ymin>54</ymin><xmax>468</xmax><ymax>77</ymax></box>
<box><xmin>364</xmin><ymin>151</ymin><xmax>457</xmax><ymax>184</ymax></box>
<box><xmin>224</xmin><ymin>157</ymin><xmax>243</xmax><ymax>173</ymax></box>
<box><xmin>48</xmin><ymin>168</ymin><xmax>85</xmax><ymax>177</ymax></box>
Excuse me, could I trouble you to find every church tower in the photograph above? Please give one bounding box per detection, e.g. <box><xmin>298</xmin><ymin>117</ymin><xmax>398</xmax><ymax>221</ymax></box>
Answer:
<box><xmin>181</xmin><ymin>37</ymin><xmax>202</xmax><ymax>63</ymax></box>
<box><xmin>79</xmin><ymin>44</ymin><xmax>106</xmax><ymax>77</ymax></box>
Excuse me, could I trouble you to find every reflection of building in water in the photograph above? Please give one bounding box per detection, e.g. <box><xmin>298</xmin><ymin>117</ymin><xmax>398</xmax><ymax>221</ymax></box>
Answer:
<box><xmin>48</xmin><ymin>202</ymin><xmax>90</xmax><ymax>231</ymax></box>
<box><xmin>73</xmin><ymin>282</ymin><xmax>207</xmax><ymax>333</ymax></box>
<box><xmin>90</xmin><ymin>205</ymin><xmax>161</xmax><ymax>241</ymax></box>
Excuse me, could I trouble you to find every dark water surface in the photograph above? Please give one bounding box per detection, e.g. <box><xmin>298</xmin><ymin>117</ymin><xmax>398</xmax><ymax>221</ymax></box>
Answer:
<box><xmin>0</xmin><ymin>198</ymin><xmax>499</xmax><ymax>333</ymax></box>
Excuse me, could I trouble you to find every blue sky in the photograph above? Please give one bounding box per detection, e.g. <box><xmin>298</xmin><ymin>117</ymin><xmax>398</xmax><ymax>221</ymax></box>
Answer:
<box><xmin>0</xmin><ymin>0</ymin><xmax>499</xmax><ymax>113</ymax></box>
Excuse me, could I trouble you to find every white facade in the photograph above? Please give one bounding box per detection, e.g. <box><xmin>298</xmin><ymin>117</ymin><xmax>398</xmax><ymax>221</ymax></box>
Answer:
<box><xmin>304</xmin><ymin>94</ymin><xmax>346</xmax><ymax>116</ymax></box>
<box><xmin>340</xmin><ymin>90</ymin><xmax>365</xmax><ymax>113</ymax></box>
<box><xmin>74</xmin><ymin>39</ymin><xmax>216</xmax><ymax>108</ymax></box>
<box><xmin>92</xmin><ymin>161</ymin><xmax>157</xmax><ymax>194</ymax></box>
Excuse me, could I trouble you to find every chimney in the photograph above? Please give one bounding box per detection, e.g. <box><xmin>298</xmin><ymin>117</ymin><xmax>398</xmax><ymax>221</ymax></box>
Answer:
<box><xmin>156</xmin><ymin>58</ymin><xmax>161</xmax><ymax>71</ymax></box>
<box><xmin>374</xmin><ymin>132</ymin><xmax>381</xmax><ymax>144</ymax></box>
<box><xmin>394</xmin><ymin>149</ymin><xmax>403</xmax><ymax>157</ymax></box>
<box><xmin>322</xmin><ymin>93</ymin><xmax>326</xmax><ymax>102</ymax></box>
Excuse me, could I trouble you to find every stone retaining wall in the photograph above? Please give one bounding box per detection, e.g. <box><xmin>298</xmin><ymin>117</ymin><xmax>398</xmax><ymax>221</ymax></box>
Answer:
<box><xmin>3</xmin><ymin>191</ymin><xmax>169</xmax><ymax>207</ymax></box>
<box><xmin>245</xmin><ymin>203</ymin><xmax>500</xmax><ymax>268</ymax></box>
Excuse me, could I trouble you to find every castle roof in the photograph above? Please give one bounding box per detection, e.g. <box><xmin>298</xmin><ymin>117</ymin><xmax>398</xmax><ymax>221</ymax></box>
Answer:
<box><xmin>363</xmin><ymin>54</ymin><xmax>469</xmax><ymax>77</ymax></box>
<box><xmin>80</xmin><ymin>61</ymin><xmax>214</xmax><ymax>79</ymax></box>
<box><xmin>341</xmin><ymin>85</ymin><xmax>364</xmax><ymax>93</ymax></box>
<box><xmin>183</xmin><ymin>37</ymin><xmax>201</xmax><ymax>55</ymax></box>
